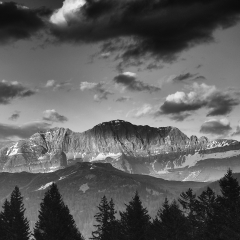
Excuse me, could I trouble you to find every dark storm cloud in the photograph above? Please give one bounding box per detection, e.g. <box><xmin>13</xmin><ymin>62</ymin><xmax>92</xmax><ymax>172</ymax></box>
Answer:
<box><xmin>0</xmin><ymin>80</ymin><xmax>37</xmax><ymax>104</ymax></box>
<box><xmin>200</xmin><ymin>119</ymin><xmax>232</xmax><ymax>136</ymax></box>
<box><xmin>9</xmin><ymin>111</ymin><xmax>20</xmax><ymax>121</ymax></box>
<box><xmin>113</xmin><ymin>72</ymin><xmax>161</xmax><ymax>93</ymax></box>
<box><xmin>0</xmin><ymin>121</ymin><xmax>51</xmax><ymax>140</ymax></box>
<box><xmin>154</xmin><ymin>83</ymin><xmax>240</xmax><ymax>121</ymax></box>
<box><xmin>0</xmin><ymin>2</ymin><xmax>51</xmax><ymax>44</ymax></box>
<box><xmin>43</xmin><ymin>109</ymin><xmax>68</xmax><ymax>123</ymax></box>
<box><xmin>3</xmin><ymin>0</ymin><xmax>64</xmax><ymax>9</ymax></box>
<box><xmin>50</xmin><ymin>0</ymin><xmax>240</xmax><ymax>66</ymax></box>
<box><xmin>172</xmin><ymin>73</ymin><xmax>197</xmax><ymax>82</ymax></box>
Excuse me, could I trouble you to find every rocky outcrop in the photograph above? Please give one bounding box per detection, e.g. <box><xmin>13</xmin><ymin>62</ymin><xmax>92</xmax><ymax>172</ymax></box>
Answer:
<box><xmin>0</xmin><ymin>120</ymin><xmax>239</xmax><ymax>181</ymax></box>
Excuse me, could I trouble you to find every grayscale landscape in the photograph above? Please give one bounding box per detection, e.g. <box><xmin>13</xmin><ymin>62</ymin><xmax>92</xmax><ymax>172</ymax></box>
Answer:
<box><xmin>0</xmin><ymin>0</ymin><xmax>240</xmax><ymax>239</ymax></box>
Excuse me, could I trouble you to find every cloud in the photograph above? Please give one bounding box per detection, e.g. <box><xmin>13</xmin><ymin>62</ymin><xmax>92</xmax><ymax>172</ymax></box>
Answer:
<box><xmin>200</xmin><ymin>119</ymin><xmax>232</xmax><ymax>136</ymax></box>
<box><xmin>232</xmin><ymin>123</ymin><xmax>240</xmax><ymax>136</ymax></box>
<box><xmin>43</xmin><ymin>109</ymin><xmax>68</xmax><ymax>123</ymax></box>
<box><xmin>113</xmin><ymin>72</ymin><xmax>161</xmax><ymax>93</ymax></box>
<box><xmin>194</xmin><ymin>76</ymin><xmax>206</xmax><ymax>81</ymax></box>
<box><xmin>172</xmin><ymin>73</ymin><xmax>197</xmax><ymax>82</ymax></box>
<box><xmin>126</xmin><ymin>103</ymin><xmax>158</xmax><ymax>118</ymax></box>
<box><xmin>50</xmin><ymin>0</ymin><xmax>85</xmax><ymax>25</ymax></box>
<box><xmin>49</xmin><ymin>0</ymin><xmax>240</xmax><ymax>67</ymax></box>
<box><xmin>0</xmin><ymin>80</ymin><xmax>37</xmax><ymax>104</ymax></box>
<box><xmin>0</xmin><ymin>2</ymin><xmax>51</xmax><ymax>44</ymax></box>
<box><xmin>116</xmin><ymin>96</ymin><xmax>132</xmax><ymax>102</ymax></box>
<box><xmin>133</xmin><ymin>104</ymin><xmax>154</xmax><ymax>118</ymax></box>
<box><xmin>169</xmin><ymin>113</ymin><xmax>192</xmax><ymax>122</ymax></box>
<box><xmin>80</xmin><ymin>81</ymin><xmax>113</xmax><ymax>101</ymax></box>
<box><xmin>145</xmin><ymin>63</ymin><xmax>163</xmax><ymax>71</ymax></box>
<box><xmin>45</xmin><ymin>79</ymin><xmax>72</xmax><ymax>91</ymax></box>
<box><xmin>0</xmin><ymin>121</ymin><xmax>51</xmax><ymax>140</ymax></box>
<box><xmin>9</xmin><ymin>111</ymin><xmax>20</xmax><ymax>121</ymax></box>
<box><xmin>100</xmin><ymin>52</ymin><xmax>111</xmax><ymax>59</ymax></box>
<box><xmin>155</xmin><ymin>83</ymin><xmax>240</xmax><ymax>120</ymax></box>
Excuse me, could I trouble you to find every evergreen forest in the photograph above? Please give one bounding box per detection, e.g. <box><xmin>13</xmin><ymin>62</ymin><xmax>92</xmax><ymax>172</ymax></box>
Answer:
<box><xmin>0</xmin><ymin>169</ymin><xmax>240</xmax><ymax>240</ymax></box>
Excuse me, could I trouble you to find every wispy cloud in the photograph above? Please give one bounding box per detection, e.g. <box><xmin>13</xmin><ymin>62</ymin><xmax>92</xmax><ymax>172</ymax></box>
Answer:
<box><xmin>172</xmin><ymin>73</ymin><xmax>198</xmax><ymax>83</ymax></box>
<box><xmin>43</xmin><ymin>109</ymin><xmax>68</xmax><ymax>123</ymax></box>
<box><xmin>0</xmin><ymin>80</ymin><xmax>37</xmax><ymax>104</ymax></box>
<box><xmin>9</xmin><ymin>111</ymin><xmax>21</xmax><ymax>121</ymax></box>
<box><xmin>232</xmin><ymin>122</ymin><xmax>240</xmax><ymax>136</ymax></box>
<box><xmin>80</xmin><ymin>81</ymin><xmax>113</xmax><ymax>102</ymax></box>
<box><xmin>116</xmin><ymin>96</ymin><xmax>132</xmax><ymax>102</ymax></box>
<box><xmin>45</xmin><ymin>80</ymin><xmax>72</xmax><ymax>91</ymax></box>
<box><xmin>113</xmin><ymin>72</ymin><xmax>161</xmax><ymax>93</ymax></box>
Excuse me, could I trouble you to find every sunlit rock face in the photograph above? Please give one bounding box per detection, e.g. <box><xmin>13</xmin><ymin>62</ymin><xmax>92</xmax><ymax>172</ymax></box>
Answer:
<box><xmin>0</xmin><ymin>120</ymin><xmax>239</xmax><ymax>181</ymax></box>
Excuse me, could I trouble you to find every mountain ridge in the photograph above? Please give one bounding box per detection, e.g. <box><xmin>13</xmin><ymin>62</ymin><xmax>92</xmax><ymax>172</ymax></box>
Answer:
<box><xmin>0</xmin><ymin>119</ymin><xmax>239</xmax><ymax>182</ymax></box>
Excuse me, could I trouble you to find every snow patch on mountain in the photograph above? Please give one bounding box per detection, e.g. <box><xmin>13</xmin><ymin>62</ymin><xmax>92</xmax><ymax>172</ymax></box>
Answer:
<box><xmin>59</xmin><ymin>171</ymin><xmax>77</xmax><ymax>181</ymax></box>
<box><xmin>151</xmin><ymin>160</ymin><xmax>170</xmax><ymax>174</ymax></box>
<box><xmin>175</xmin><ymin>150</ymin><xmax>240</xmax><ymax>169</ymax></box>
<box><xmin>183</xmin><ymin>171</ymin><xmax>201</xmax><ymax>181</ymax></box>
<box><xmin>36</xmin><ymin>182</ymin><xmax>53</xmax><ymax>191</ymax></box>
<box><xmin>7</xmin><ymin>143</ymin><xmax>20</xmax><ymax>156</ymax></box>
<box><xmin>91</xmin><ymin>152</ymin><xmax>122</xmax><ymax>161</ymax></box>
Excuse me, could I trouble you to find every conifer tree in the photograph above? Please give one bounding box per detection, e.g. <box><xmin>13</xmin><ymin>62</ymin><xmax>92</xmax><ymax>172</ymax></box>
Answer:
<box><xmin>197</xmin><ymin>187</ymin><xmax>216</xmax><ymax>238</ymax></box>
<box><xmin>119</xmin><ymin>192</ymin><xmax>151</xmax><ymax>240</ymax></box>
<box><xmin>207</xmin><ymin>169</ymin><xmax>240</xmax><ymax>240</ymax></box>
<box><xmin>178</xmin><ymin>188</ymin><xmax>200</xmax><ymax>239</ymax></box>
<box><xmin>34</xmin><ymin>183</ymin><xmax>83</xmax><ymax>240</ymax></box>
<box><xmin>91</xmin><ymin>196</ymin><xmax>117</xmax><ymax>240</ymax></box>
<box><xmin>153</xmin><ymin>199</ymin><xmax>190</xmax><ymax>240</ymax></box>
<box><xmin>198</xmin><ymin>187</ymin><xmax>216</xmax><ymax>219</ymax></box>
<box><xmin>0</xmin><ymin>199</ymin><xmax>11</xmax><ymax>239</ymax></box>
<box><xmin>0</xmin><ymin>186</ymin><xmax>31</xmax><ymax>240</ymax></box>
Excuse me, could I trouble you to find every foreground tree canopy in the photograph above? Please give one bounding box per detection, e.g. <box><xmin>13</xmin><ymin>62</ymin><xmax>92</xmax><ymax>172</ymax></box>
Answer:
<box><xmin>1</xmin><ymin>169</ymin><xmax>240</xmax><ymax>240</ymax></box>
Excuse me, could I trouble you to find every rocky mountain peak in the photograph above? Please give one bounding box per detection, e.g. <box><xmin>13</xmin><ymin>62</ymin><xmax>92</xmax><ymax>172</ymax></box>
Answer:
<box><xmin>0</xmin><ymin>120</ymin><xmax>239</xmax><ymax>180</ymax></box>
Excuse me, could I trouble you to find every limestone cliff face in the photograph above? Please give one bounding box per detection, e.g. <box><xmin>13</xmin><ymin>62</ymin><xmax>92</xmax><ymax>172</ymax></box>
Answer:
<box><xmin>29</xmin><ymin>120</ymin><xmax>208</xmax><ymax>159</ymax></box>
<box><xmin>0</xmin><ymin>120</ymin><xmax>239</xmax><ymax>181</ymax></box>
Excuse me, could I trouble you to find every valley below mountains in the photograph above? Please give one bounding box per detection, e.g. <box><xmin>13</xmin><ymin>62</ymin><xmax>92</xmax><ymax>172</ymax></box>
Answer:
<box><xmin>0</xmin><ymin>119</ymin><xmax>240</xmax><ymax>182</ymax></box>
<box><xmin>0</xmin><ymin>162</ymin><xmax>208</xmax><ymax>238</ymax></box>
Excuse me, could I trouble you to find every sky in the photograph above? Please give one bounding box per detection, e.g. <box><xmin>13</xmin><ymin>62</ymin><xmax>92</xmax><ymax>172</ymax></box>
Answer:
<box><xmin>0</xmin><ymin>0</ymin><xmax>240</xmax><ymax>142</ymax></box>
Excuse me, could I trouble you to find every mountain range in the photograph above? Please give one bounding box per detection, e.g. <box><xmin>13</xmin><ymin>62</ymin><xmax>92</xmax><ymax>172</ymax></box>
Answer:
<box><xmin>0</xmin><ymin>119</ymin><xmax>240</xmax><ymax>182</ymax></box>
<box><xmin>1</xmin><ymin>119</ymin><xmax>240</xmax><ymax>239</ymax></box>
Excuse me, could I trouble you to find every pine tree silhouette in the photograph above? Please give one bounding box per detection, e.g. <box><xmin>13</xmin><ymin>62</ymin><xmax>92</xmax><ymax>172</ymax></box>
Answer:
<box><xmin>178</xmin><ymin>188</ymin><xmax>200</xmax><ymax>239</ymax></box>
<box><xmin>34</xmin><ymin>183</ymin><xmax>83</xmax><ymax>240</ymax></box>
<box><xmin>119</xmin><ymin>192</ymin><xmax>150</xmax><ymax>240</ymax></box>
<box><xmin>91</xmin><ymin>196</ymin><xmax>117</xmax><ymax>240</ymax></box>
<box><xmin>0</xmin><ymin>199</ymin><xmax>12</xmax><ymax>239</ymax></box>
<box><xmin>206</xmin><ymin>169</ymin><xmax>240</xmax><ymax>240</ymax></box>
<box><xmin>0</xmin><ymin>186</ymin><xmax>31</xmax><ymax>240</ymax></box>
<box><xmin>153</xmin><ymin>198</ymin><xmax>190</xmax><ymax>240</ymax></box>
<box><xmin>197</xmin><ymin>187</ymin><xmax>216</xmax><ymax>238</ymax></box>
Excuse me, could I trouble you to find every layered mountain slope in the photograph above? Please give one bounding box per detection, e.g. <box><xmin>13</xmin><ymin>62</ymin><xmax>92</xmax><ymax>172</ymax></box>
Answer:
<box><xmin>0</xmin><ymin>120</ymin><xmax>239</xmax><ymax>181</ymax></box>
<box><xmin>0</xmin><ymin>162</ymin><xmax>208</xmax><ymax>239</ymax></box>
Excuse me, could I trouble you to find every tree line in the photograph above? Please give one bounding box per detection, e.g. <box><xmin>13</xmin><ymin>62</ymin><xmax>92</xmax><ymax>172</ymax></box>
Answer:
<box><xmin>0</xmin><ymin>169</ymin><xmax>240</xmax><ymax>240</ymax></box>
